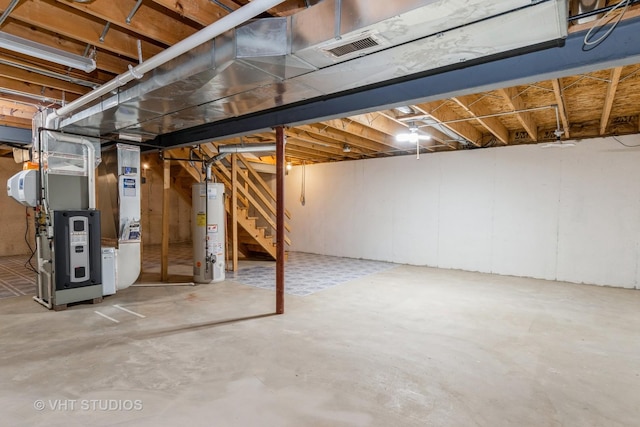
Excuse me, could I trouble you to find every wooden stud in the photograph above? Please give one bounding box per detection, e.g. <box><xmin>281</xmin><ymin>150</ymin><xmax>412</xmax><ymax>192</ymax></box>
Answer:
<box><xmin>161</xmin><ymin>159</ymin><xmax>170</xmax><ymax>282</ymax></box>
<box><xmin>231</xmin><ymin>153</ymin><xmax>239</xmax><ymax>272</ymax></box>
<box><xmin>600</xmin><ymin>67</ymin><xmax>623</xmax><ymax>135</ymax></box>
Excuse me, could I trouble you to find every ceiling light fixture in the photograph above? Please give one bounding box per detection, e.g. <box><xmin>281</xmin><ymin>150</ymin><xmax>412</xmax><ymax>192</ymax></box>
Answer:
<box><xmin>0</xmin><ymin>31</ymin><xmax>96</xmax><ymax>73</ymax></box>
<box><xmin>396</xmin><ymin>123</ymin><xmax>431</xmax><ymax>159</ymax></box>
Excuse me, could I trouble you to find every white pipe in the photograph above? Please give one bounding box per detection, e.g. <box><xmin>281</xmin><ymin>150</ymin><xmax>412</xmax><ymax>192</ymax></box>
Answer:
<box><xmin>45</xmin><ymin>132</ymin><xmax>96</xmax><ymax>209</ymax></box>
<box><xmin>218</xmin><ymin>143</ymin><xmax>276</xmax><ymax>153</ymax></box>
<box><xmin>46</xmin><ymin>0</ymin><xmax>287</xmax><ymax>125</ymax></box>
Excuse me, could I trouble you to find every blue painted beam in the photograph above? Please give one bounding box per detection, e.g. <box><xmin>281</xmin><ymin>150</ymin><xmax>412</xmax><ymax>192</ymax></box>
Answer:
<box><xmin>153</xmin><ymin>17</ymin><xmax>640</xmax><ymax>149</ymax></box>
<box><xmin>0</xmin><ymin>125</ymin><xmax>31</xmax><ymax>145</ymax></box>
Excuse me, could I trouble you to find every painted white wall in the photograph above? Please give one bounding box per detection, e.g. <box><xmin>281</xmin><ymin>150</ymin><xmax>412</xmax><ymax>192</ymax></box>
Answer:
<box><xmin>285</xmin><ymin>135</ymin><xmax>640</xmax><ymax>289</ymax></box>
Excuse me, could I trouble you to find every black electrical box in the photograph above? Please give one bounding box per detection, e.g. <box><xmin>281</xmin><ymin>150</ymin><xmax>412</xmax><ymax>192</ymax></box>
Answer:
<box><xmin>53</xmin><ymin>210</ymin><xmax>101</xmax><ymax>291</ymax></box>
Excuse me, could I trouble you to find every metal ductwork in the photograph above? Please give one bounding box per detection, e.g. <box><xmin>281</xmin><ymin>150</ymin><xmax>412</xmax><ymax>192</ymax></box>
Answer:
<box><xmin>58</xmin><ymin>0</ymin><xmax>568</xmax><ymax>143</ymax></box>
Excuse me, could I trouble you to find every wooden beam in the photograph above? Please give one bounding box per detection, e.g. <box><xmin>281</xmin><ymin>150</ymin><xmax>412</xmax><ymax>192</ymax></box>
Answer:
<box><xmin>0</xmin><ymin>51</ymin><xmax>113</xmax><ymax>84</ymax></box>
<box><xmin>0</xmin><ymin>116</ymin><xmax>31</xmax><ymax>128</ymax></box>
<box><xmin>5</xmin><ymin>0</ymin><xmax>164</xmax><ymax>61</ymax></box>
<box><xmin>320</xmin><ymin>118</ymin><xmax>408</xmax><ymax>151</ymax></box>
<box><xmin>600</xmin><ymin>67</ymin><xmax>623</xmax><ymax>135</ymax></box>
<box><xmin>297</xmin><ymin>124</ymin><xmax>390</xmax><ymax>153</ymax></box>
<box><xmin>552</xmin><ymin>79</ymin><xmax>571</xmax><ymax>139</ymax></box>
<box><xmin>0</xmin><ymin>63</ymin><xmax>89</xmax><ymax>95</ymax></box>
<box><xmin>378</xmin><ymin>110</ymin><xmax>460</xmax><ymax>149</ymax></box>
<box><xmin>498</xmin><ymin>86</ymin><xmax>539</xmax><ymax>141</ymax></box>
<box><xmin>231</xmin><ymin>153</ymin><xmax>239</xmax><ymax>272</ymax></box>
<box><xmin>0</xmin><ymin>100</ymin><xmax>37</xmax><ymax>119</ymax></box>
<box><xmin>0</xmin><ymin>76</ymin><xmax>81</xmax><ymax>103</ymax></box>
<box><xmin>212</xmin><ymin>0</ymin><xmax>307</xmax><ymax>16</ymax></box>
<box><xmin>413</xmin><ymin>102</ymin><xmax>483</xmax><ymax>147</ymax></box>
<box><xmin>151</xmin><ymin>0</ymin><xmax>228</xmax><ymax>26</ymax></box>
<box><xmin>451</xmin><ymin>95</ymin><xmax>509</xmax><ymax>144</ymax></box>
<box><xmin>0</xmin><ymin>21</ymin><xmax>130</xmax><ymax>74</ymax></box>
<box><xmin>57</xmin><ymin>0</ymin><xmax>199</xmax><ymax>47</ymax></box>
<box><xmin>161</xmin><ymin>159</ymin><xmax>170</xmax><ymax>282</ymax></box>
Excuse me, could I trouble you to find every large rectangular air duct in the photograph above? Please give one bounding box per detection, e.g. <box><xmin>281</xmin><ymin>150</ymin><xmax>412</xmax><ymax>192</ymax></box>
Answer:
<box><xmin>59</xmin><ymin>0</ymin><xmax>567</xmax><ymax>141</ymax></box>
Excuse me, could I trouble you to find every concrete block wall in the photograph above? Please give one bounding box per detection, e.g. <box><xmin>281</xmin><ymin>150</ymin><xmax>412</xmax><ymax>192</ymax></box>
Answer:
<box><xmin>285</xmin><ymin>135</ymin><xmax>640</xmax><ymax>289</ymax></box>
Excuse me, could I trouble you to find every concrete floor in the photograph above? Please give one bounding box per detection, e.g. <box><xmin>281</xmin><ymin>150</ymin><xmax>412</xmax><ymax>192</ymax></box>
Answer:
<box><xmin>0</xmin><ymin>265</ymin><xmax>639</xmax><ymax>426</ymax></box>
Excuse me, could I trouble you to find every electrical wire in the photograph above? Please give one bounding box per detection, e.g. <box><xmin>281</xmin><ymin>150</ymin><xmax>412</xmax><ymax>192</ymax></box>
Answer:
<box><xmin>583</xmin><ymin>0</ymin><xmax>631</xmax><ymax>50</ymax></box>
<box><xmin>613</xmin><ymin>135</ymin><xmax>640</xmax><ymax>147</ymax></box>
<box><xmin>23</xmin><ymin>208</ymin><xmax>38</xmax><ymax>274</ymax></box>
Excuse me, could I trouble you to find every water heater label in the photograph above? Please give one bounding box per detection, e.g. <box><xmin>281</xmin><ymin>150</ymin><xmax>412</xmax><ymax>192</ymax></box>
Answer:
<box><xmin>207</xmin><ymin>224</ymin><xmax>218</xmax><ymax>233</ymax></box>
<box><xmin>208</xmin><ymin>187</ymin><xmax>217</xmax><ymax>199</ymax></box>
<box><xmin>196</xmin><ymin>213</ymin><xmax>206</xmax><ymax>227</ymax></box>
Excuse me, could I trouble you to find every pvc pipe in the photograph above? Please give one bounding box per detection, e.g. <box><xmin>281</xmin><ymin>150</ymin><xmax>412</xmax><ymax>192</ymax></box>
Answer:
<box><xmin>47</xmin><ymin>0</ymin><xmax>287</xmax><ymax>124</ymax></box>
<box><xmin>45</xmin><ymin>131</ymin><xmax>96</xmax><ymax>209</ymax></box>
<box><xmin>218</xmin><ymin>143</ymin><xmax>276</xmax><ymax>153</ymax></box>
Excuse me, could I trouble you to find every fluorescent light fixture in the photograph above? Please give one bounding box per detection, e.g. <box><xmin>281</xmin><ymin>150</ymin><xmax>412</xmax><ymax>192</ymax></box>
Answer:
<box><xmin>0</xmin><ymin>31</ymin><xmax>96</xmax><ymax>73</ymax></box>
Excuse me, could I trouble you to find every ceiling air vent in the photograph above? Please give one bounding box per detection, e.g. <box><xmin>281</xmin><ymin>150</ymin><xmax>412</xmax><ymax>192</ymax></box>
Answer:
<box><xmin>325</xmin><ymin>36</ymin><xmax>380</xmax><ymax>58</ymax></box>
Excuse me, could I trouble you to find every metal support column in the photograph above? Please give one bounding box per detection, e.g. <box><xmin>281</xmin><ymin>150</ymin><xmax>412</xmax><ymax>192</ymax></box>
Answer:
<box><xmin>275</xmin><ymin>126</ymin><xmax>285</xmax><ymax>314</ymax></box>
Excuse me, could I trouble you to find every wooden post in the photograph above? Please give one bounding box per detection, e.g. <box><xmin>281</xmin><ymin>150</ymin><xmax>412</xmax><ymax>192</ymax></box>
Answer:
<box><xmin>275</xmin><ymin>126</ymin><xmax>285</xmax><ymax>314</ymax></box>
<box><xmin>231</xmin><ymin>153</ymin><xmax>239</xmax><ymax>272</ymax></box>
<box><xmin>161</xmin><ymin>159</ymin><xmax>170</xmax><ymax>282</ymax></box>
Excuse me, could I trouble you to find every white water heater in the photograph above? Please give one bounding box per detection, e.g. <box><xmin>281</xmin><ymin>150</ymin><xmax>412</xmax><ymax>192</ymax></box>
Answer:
<box><xmin>192</xmin><ymin>182</ymin><xmax>225</xmax><ymax>283</ymax></box>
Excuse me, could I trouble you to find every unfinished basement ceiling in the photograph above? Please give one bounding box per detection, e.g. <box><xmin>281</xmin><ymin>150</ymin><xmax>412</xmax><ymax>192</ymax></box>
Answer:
<box><xmin>0</xmin><ymin>0</ymin><xmax>639</xmax><ymax>164</ymax></box>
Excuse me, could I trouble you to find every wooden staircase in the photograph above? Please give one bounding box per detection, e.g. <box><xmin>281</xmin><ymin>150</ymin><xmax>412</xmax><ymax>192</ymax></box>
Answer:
<box><xmin>164</xmin><ymin>147</ymin><xmax>290</xmax><ymax>263</ymax></box>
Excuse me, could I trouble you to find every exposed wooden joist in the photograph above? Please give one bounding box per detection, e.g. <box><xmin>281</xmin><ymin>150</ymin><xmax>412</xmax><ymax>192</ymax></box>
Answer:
<box><xmin>4</xmin><ymin>0</ymin><xmax>164</xmax><ymax>61</ymax></box>
<box><xmin>413</xmin><ymin>102</ymin><xmax>483</xmax><ymax>147</ymax></box>
<box><xmin>498</xmin><ymin>87</ymin><xmax>539</xmax><ymax>141</ymax></box>
<box><xmin>201</xmin><ymin>0</ymin><xmax>308</xmax><ymax>18</ymax></box>
<box><xmin>552</xmin><ymin>79</ymin><xmax>571</xmax><ymax>139</ymax></box>
<box><xmin>0</xmin><ymin>63</ymin><xmax>89</xmax><ymax>95</ymax></box>
<box><xmin>57</xmin><ymin>0</ymin><xmax>199</xmax><ymax>47</ymax></box>
<box><xmin>322</xmin><ymin>118</ymin><xmax>408</xmax><ymax>151</ymax></box>
<box><xmin>0</xmin><ymin>76</ymin><xmax>81</xmax><ymax>103</ymax></box>
<box><xmin>600</xmin><ymin>67</ymin><xmax>623</xmax><ymax>135</ymax></box>
<box><xmin>0</xmin><ymin>100</ymin><xmax>37</xmax><ymax>119</ymax></box>
<box><xmin>151</xmin><ymin>0</ymin><xmax>228</xmax><ymax>26</ymax></box>
<box><xmin>297</xmin><ymin>123</ymin><xmax>392</xmax><ymax>153</ymax></box>
<box><xmin>283</xmin><ymin>130</ymin><xmax>364</xmax><ymax>159</ymax></box>
<box><xmin>0</xmin><ymin>116</ymin><xmax>31</xmax><ymax>128</ymax></box>
<box><xmin>0</xmin><ymin>21</ymin><xmax>130</xmax><ymax>74</ymax></box>
<box><xmin>451</xmin><ymin>95</ymin><xmax>509</xmax><ymax>144</ymax></box>
<box><xmin>378</xmin><ymin>110</ymin><xmax>459</xmax><ymax>149</ymax></box>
